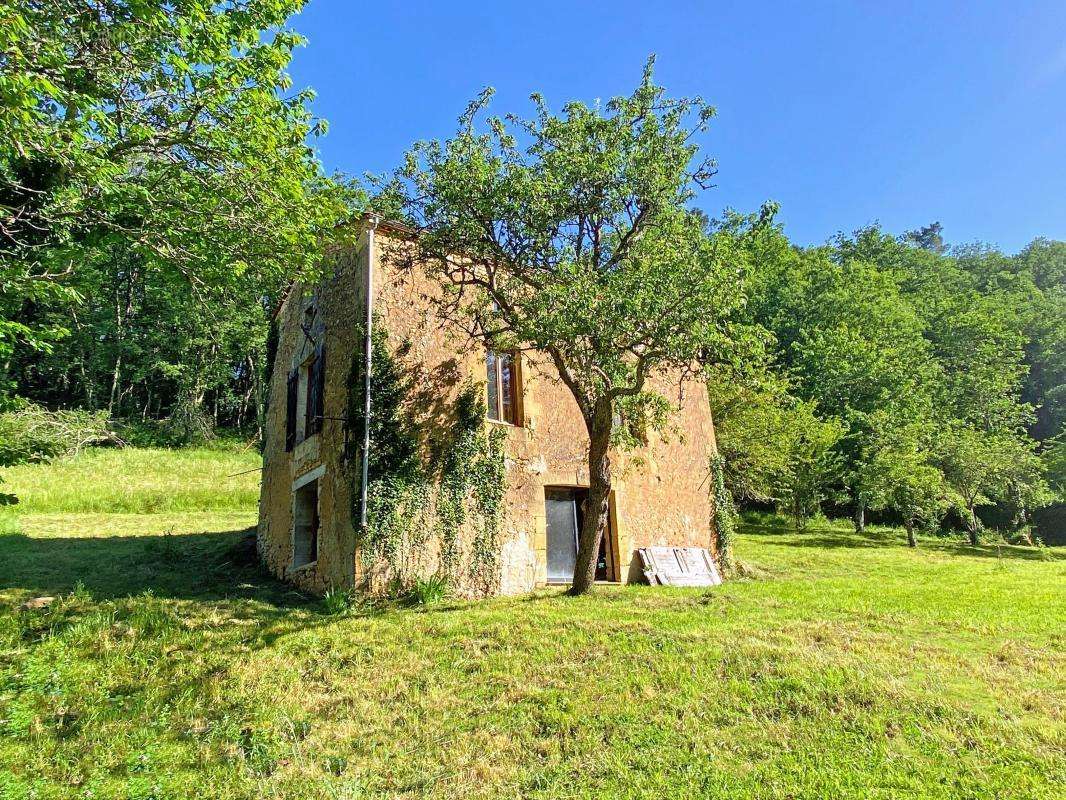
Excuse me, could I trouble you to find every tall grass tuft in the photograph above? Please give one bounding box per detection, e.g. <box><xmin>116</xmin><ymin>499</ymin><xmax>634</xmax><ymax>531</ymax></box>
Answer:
<box><xmin>408</xmin><ymin>574</ymin><xmax>449</xmax><ymax>605</ymax></box>
<box><xmin>321</xmin><ymin>587</ymin><xmax>357</xmax><ymax>616</ymax></box>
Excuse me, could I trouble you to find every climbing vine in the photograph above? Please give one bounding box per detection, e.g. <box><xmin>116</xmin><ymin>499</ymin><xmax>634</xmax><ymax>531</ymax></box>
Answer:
<box><xmin>710</xmin><ymin>452</ymin><xmax>737</xmax><ymax>572</ymax></box>
<box><xmin>345</xmin><ymin>325</ymin><xmax>507</xmax><ymax>595</ymax></box>
<box><xmin>439</xmin><ymin>385</ymin><xmax>507</xmax><ymax>593</ymax></box>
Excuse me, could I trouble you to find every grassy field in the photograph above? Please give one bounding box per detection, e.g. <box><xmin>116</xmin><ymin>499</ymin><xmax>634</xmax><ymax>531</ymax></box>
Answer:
<box><xmin>0</xmin><ymin>450</ymin><xmax>1064</xmax><ymax>799</ymax></box>
<box><xmin>1</xmin><ymin>446</ymin><xmax>262</xmax><ymax>514</ymax></box>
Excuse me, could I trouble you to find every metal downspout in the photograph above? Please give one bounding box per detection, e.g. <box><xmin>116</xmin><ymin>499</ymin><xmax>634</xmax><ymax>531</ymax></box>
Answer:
<box><xmin>358</xmin><ymin>215</ymin><xmax>378</xmax><ymax>532</ymax></box>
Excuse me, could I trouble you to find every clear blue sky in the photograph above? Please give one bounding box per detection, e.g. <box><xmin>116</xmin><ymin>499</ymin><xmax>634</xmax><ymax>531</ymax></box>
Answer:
<box><xmin>285</xmin><ymin>1</ymin><xmax>1066</xmax><ymax>253</ymax></box>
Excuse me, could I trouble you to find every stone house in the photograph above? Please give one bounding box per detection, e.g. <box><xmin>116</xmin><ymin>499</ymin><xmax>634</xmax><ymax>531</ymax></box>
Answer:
<box><xmin>257</xmin><ymin>218</ymin><xmax>721</xmax><ymax>596</ymax></box>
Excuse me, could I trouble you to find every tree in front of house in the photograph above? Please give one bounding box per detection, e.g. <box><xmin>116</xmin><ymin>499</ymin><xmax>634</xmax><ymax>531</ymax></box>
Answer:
<box><xmin>374</xmin><ymin>58</ymin><xmax>765</xmax><ymax>594</ymax></box>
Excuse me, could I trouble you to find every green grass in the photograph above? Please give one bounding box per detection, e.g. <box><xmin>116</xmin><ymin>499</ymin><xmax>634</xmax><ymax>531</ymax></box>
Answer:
<box><xmin>0</xmin><ymin>448</ymin><xmax>1064</xmax><ymax>799</ymax></box>
<box><xmin>1</xmin><ymin>446</ymin><xmax>262</xmax><ymax>513</ymax></box>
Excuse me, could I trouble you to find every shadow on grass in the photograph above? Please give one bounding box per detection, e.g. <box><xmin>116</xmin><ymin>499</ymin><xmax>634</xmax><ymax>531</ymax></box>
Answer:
<box><xmin>0</xmin><ymin>526</ymin><xmax>315</xmax><ymax>607</ymax></box>
<box><xmin>740</xmin><ymin>525</ymin><xmax>1064</xmax><ymax>562</ymax></box>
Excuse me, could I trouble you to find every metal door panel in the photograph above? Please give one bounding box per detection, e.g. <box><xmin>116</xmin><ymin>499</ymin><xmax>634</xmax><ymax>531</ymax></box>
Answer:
<box><xmin>545</xmin><ymin>491</ymin><xmax>579</xmax><ymax>583</ymax></box>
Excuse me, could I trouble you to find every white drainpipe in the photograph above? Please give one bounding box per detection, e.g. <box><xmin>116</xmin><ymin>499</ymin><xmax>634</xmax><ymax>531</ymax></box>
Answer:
<box><xmin>358</xmin><ymin>215</ymin><xmax>379</xmax><ymax>531</ymax></box>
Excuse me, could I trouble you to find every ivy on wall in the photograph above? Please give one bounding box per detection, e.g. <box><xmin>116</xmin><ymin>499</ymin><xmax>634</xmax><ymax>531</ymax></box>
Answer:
<box><xmin>709</xmin><ymin>452</ymin><xmax>736</xmax><ymax>572</ymax></box>
<box><xmin>438</xmin><ymin>386</ymin><xmax>507</xmax><ymax>594</ymax></box>
<box><xmin>345</xmin><ymin>322</ymin><xmax>507</xmax><ymax>595</ymax></box>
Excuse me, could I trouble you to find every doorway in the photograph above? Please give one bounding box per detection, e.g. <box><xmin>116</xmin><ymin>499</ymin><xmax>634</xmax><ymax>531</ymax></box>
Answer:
<box><xmin>544</xmin><ymin>487</ymin><xmax>617</xmax><ymax>584</ymax></box>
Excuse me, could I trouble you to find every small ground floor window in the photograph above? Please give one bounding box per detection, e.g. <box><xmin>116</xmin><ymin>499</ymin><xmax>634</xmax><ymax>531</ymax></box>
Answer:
<box><xmin>544</xmin><ymin>487</ymin><xmax>617</xmax><ymax>584</ymax></box>
<box><xmin>292</xmin><ymin>479</ymin><xmax>320</xmax><ymax>568</ymax></box>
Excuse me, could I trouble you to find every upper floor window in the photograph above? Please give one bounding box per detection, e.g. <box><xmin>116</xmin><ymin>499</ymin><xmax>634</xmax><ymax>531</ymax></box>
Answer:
<box><xmin>285</xmin><ymin>343</ymin><xmax>325</xmax><ymax>451</ymax></box>
<box><xmin>486</xmin><ymin>350</ymin><xmax>520</xmax><ymax>425</ymax></box>
<box><xmin>304</xmin><ymin>346</ymin><xmax>325</xmax><ymax>438</ymax></box>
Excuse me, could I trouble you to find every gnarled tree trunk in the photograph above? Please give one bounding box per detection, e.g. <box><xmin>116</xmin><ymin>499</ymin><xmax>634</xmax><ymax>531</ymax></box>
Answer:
<box><xmin>570</xmin><ymin>399</ymin><xmax>613</xmax><ymax>596</ymax></box>
<box><xmin>854</xmin><ymin>501</ymin><xmax>866</xmax><ymax>534</ymax></box>
<box><xmin>905</xmin><ymin>518</ymin><xmax>917</xmax><ymax>548</ymax></box>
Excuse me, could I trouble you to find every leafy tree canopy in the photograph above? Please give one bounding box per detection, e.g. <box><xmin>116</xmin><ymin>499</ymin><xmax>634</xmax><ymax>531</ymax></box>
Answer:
<box><xmin>859</xmin><ymin>415</ymin><xmax>949</xmax><ymax>546</ymax></box>
<box><xmin>373</xmin><ymin>57</ymin><xmax>767</xmax><ymax>592</ymax></box>
<box><xmin>0</xmin><ymin>0</ymin><xmax>354</xmax><ymax>369</ymax></box>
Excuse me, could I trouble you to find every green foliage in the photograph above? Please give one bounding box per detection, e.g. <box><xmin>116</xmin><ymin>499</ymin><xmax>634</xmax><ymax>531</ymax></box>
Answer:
<box><xmin>407</xmin><ymin>574</ymin><xmax>449</xmax><ymax>606</ymax></box>
<box><xmin>777</xmin><ymin>414</ymin><xmax>846</xmax><ymax>528</ymax></box>
<box><xmin>0</xmin><ymin>0</ymin><xmax>351</xmax><ymax>285</ymax></box>
<box><xmin>709</xmin><ymin>453</ymin><xmax>736</xmax><ymax>570</ymax></box>
<box><xmin>708</xmin><ymin>365</ymin><xmax>844</xmax><ymax>516</ymax></box>
<box><xmin>858</xmin><ymin>418</ymin><xmax>949</xmax><ymax>543</ymax></box>
<box><xmin>611</xmin><ymin>391</ymin><xmax>674</xmax><ymax>449</ymax></box>
<box><xmin>350</xmin><ymin>336</ymin><xmax>506</xmax><ymax>595</ymax></box>
<box><xmin>957</xmin><ymin>238</ymin><xmax>1066</xmax><ymax>440</ymax></box>
<box><xmin>728</xmin><ymin>217</ymin><xmax>1060</xmax><ymax>538</ymax></box>
<box><xmin>0</xmin><ymin>402</ymin><xmax>113</xmax><ymax>465</ymax></box>
<box><xmin>904</xmin><ymin>221</ymin><xmax>948</xmax><ymax>254</ymax></box>
<box><xmin>470</xmin><ymin>426</ymin><xmax>508</xmax><ymax>592</ymax></box>
<box><xmin>347</xmin><ymin>321</ymin><xmax>427</xmax><ymax>574</ymax></box>
<box><xmin>362</xmin><ymin>476</ymin><xmax>432</xmax><ymax>576</ymax></box>
<box><xmin>437</xmin><ymin>384</ymin><xmax>502</xmax><ymax>583</ymax></box>
<box><xmin>1046</xmin><ymin>433</ymin><xmax>1066</xmax><ymax>497</ymax></box>
<box><xmin>0</xmin><ymin>0</ymin><xmax>355</xmax><ymax>420</ymax></box>
<box><xmin>346</xmin><ymin>322</ymin><xmax>421</xmax><ymax>485</ymax></box>
<box><xmin>938</xmin><ymin>425</ymin><xmax>1048</xmax><ymax>541</ymax></box>
<box><xmin>9</xmin><ymin>254</ymin><xmax>273</xmax><ymax>436</ymax></box>
<box><xmin>260</xmin><ymin>317</ymin><xmax>280</xmax><ymax>447</ymax></box>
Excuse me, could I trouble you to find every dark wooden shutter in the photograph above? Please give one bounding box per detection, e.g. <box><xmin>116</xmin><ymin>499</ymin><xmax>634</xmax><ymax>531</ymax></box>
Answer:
<box><xmin>316</xmin><ymin>346</ymin><xmax>326</xmax><ymax>431</ymax></box>
<box><xmin>285</xmin><ymin>369</ymin><xmax>298</xmax><ymax>451</ymax></box>
<box><xmin>309</xmin><ymin>344</ymin><xmax>325</xmax><ymax>435</ymax></box>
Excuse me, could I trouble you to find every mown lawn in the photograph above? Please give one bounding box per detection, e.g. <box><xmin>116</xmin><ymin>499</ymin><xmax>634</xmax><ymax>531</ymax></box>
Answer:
<box><xmin>0</xmin><ymin>450</ymin><xmax>1064</xmax><ymax>799</ymax></box>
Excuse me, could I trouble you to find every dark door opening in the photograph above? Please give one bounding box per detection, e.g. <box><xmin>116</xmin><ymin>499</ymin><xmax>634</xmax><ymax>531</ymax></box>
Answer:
<box><xmin>545</xmin><ymin>487</ymin><xmax>616</xmax><ymax>584</ymax></box>
<box><xmin>293</xmin><ymin>478</ymin><xmax>320</xmax><ymax>568</ymax></box>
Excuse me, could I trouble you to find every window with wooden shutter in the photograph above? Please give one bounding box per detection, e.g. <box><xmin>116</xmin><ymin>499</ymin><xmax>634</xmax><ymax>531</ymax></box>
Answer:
<box><xmin>486</xmin><ymin>350</ymin><xmax>520</xmax><ymax>425</ymax></box>
<box><xmin>306</xmin><ymin>345</ymin><xmax>325</xmax><ymax>436</ymax></box>
<box><xmin>285</xmin><ymin>369</ymin><xmax>298</xmax><ymax>451</ymax></box>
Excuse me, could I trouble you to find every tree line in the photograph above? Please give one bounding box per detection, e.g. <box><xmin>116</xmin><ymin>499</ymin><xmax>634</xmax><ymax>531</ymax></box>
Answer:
<box><xmin>2</xmin><ymin>3</ymin><xmax>1063</xmax><ymax>579</ymax></box>
<box><xmin>1</xmin><ymin>0</ymin><xmax>353</xmax><ymax>444</ymax></box>
<box><xmin>709</xmin><ymin>219</ymin><xmax>1064</xmax><ymax>546</ymax></box>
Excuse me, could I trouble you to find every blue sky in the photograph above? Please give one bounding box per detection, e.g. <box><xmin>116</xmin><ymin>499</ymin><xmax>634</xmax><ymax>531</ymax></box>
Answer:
<box><xmin>285</xmin><ymin>1</ymin><xmax>1066</xmax><ymax>253</ymax></box>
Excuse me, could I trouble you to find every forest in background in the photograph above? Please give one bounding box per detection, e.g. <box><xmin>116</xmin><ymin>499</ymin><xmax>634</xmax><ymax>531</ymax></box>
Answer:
<box><xmin>708</xmin><ymin>221</ymin><xmax>1065</xmax><ymax>543</ymax></box>
<box><xmin>4</xmin><ymin>216</ymin><xmax>1064</xmax><ymax>542</ymax></box>
<box><xmin>1</xmin><ymin>1</ymin><xmax>1063</xmax><ymax>544</ymax></box>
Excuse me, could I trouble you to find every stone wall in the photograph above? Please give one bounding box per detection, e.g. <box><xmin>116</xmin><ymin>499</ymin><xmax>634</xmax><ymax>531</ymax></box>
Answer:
<box><xmin>257</xmin><ymin>232</ymin><xmax>368</xmax><ymax>594</ymax></box>
<box><xmin>258</xmin><ymin>223</ymin><xmax>720</xmax><ymax>596</ymax></box>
